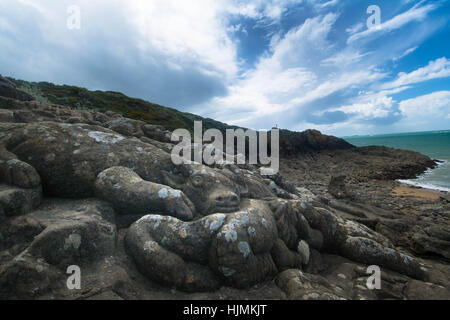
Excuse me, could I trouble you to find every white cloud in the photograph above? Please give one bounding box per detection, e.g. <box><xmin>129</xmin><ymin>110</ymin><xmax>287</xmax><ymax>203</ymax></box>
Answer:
<box><xmin>347</xmin><ymin>3</ymin><xmax>437</xmax><ymax>44</ymax></box>
<box><xmin>399</xmin><ymin>91</ymin><xmax>450</xmax><ymax>119</ymax></box>
<box><xmin>125</xmin><ymin>0</ymin><xmax>238</xmax><ymax>78</ymax></box>
<box><xmin>199</xmin><ymin>13</ymin><xmax>341</xmax><ymax>127</ymax></box>
<box><xmin>393</xmin><ymin>46</ymin><xmax>418</xmax><ymax>61</ymax></box>
<box><xmin>383</xmin><ymin>57</ymin><xmax>450</xmax><ymax>89</ymax></box>
<box><xmin>321</xmin><ymin>50</ymin><xmax>370</xmax><ymax>67</ymax></box>
<box><xmin>346</xmin><ymin>22</ymin><xmax>364</xmax><ymax>35</ymax></box>
<box><xmin>199</xmin><ymin>13</ymin><xmax>391</xmax><ymax>130</ymax></box>
<box><xmin>225</xmin><ymin>0</ymin><xmax>305</xmax><ymax>21</ymax></box>
<box><xmin>330</xmin><ymin>92</ymin><xmax>396</xmax><ymax>120</ymax></box>
<box><xmin>0</xmin><ymin>0</ymin><xmax>245</xmax><ymax>107</ymax></box>
<box><xmin>1</xmin><ymin>0</ymin><xmax>448</xmax><ymax>136</ymax></box>
<box><xmin>320</xmin><ymin>0</ymin><xmax>339</xmax><ymax>9</ymax></box>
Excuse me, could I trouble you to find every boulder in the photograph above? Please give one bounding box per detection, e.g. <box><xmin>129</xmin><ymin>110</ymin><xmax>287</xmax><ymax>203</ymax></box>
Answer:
<box><xmin>23</xmin><ymin>199</ymin><xmax>117</xmax><ymax>268</ymax></box>
<box><xmin>126</xmin><ymin>199</ymin><xmax>279</xmax><ymax>291</ymax></box>
<box><xmin>0</xmin><ymin>122</ymin><xmax>175</xmax><ymax>198</ymax></box>
<box><xmin>340</xmin><ymin>237</ymin><xmax>426</xmax><ymax>280</ymax></box>
<box><xmin>163</xmin><ymin>164</ymin><xmax>242</xmax><ymax>216</ymax></box>
<box><xmin>0</xmin><ymin>251</ymin><xmax>61</xmax><ymax>299</ymax></box>
<box><xmin>142</xmin><ymin>124</ymin><xmax>172</xmax><ymax>143</ymax></box>
<box><xmin>125</xmin><ymin>214</ymin><xmax>225</xmax><ymax>292</ymax></box>
<box><xmin>0</xmin><ymin>158</ymin><xmax>41</xmax><ymax>189</ymax></box>
<box><xmin>0</xmin><ymin>184</ymin><xmax>41</xmax><ymax>217</ymax></box>
<box><xmin>95</xmin><ymin>166</ymin><xmax>195</xmax><ymax>221</ymax></box>
<box><xmin>0</xmin><ymin>199</ymin><xmax>117</xmax><ymax>299</ymax></box>
<box><xmin>271</xmin><ymin>239</ymin><xmax>303</xmax><ymax>271</ymax></box>
<box><xmin>0</xmin><ymin>123</ymin><xmax>245</xmax><ymax>217</ymax></box>
<box><xmin>209</xmin><ymin>199</ymin><xmax>279</xmax><ymax>288</ymax></box>
<box><xmin>106</xmin><ymin>118</ymin><xmax>145</xmax><ymax>138</ymax></box>
<box><xmin>328</xmin><ymin>175</ymin><xmax>354</xmax><ymax>199</ymax></box>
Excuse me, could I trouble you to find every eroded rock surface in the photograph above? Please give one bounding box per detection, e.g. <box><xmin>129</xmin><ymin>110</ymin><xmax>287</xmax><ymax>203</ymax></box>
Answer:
<box><xmin>0</xmin><ymin>93</ymin><xmax>448</xmax><ymax>300</ymax></box>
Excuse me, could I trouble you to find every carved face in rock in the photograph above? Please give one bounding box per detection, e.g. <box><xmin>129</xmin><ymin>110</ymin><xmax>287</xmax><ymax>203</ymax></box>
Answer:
<box><xmin>164</xmin><ymin>164</ymin><xmax>242</xmax><ymax>216</ymax></box>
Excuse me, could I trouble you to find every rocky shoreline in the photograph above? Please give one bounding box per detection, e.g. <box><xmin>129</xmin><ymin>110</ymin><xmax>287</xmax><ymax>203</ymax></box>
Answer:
<box><xmin>0</xmin><ymin>80</ymin><xmax>449</xmax><ymax>300</ymax></box>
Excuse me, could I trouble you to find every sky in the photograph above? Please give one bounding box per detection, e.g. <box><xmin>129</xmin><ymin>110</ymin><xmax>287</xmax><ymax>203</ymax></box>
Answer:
<box><xmin>0</xmin><ymin>0</ymin><xmax>449</xmax><ymax>136</ymax></box>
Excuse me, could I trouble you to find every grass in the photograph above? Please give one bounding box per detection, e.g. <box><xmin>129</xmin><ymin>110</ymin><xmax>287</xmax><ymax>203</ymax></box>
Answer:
<box><xmin>5</xmin><ymin>76</ymin><xmax>340</xmax><ymax>155</ymax></box>
<box><xmin>6</xmin><ymin>77</ymin><xmax>241</xmax><ymax>133</ymax></box>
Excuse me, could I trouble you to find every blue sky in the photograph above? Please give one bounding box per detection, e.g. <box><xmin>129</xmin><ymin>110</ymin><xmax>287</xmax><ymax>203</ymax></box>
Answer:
<box><xmin>0</xmin><ymin>0</ymin><xmax>449</xmax><ymax>136</ymax></box>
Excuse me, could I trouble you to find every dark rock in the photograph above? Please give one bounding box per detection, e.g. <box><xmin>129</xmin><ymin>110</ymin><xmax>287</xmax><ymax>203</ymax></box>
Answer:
<box><xmin>142</xmin><ymin>124</ymin><xmax>172</xmax><ymax>143</ymax></box>
<box><xmin>328</xmin><ymin>176</ymin><xmax>354</xmax><ymax>200</ymax></box>
<box><xmin>106</xmin><ymin>118</ymin><xmax>145</xmax><ymax>137</ymax></box>
<box><xmin>0</xmin><ymin>122</ymin><xmax>175</xmax><ymax>198</ymax></box>
<box><xmin>125</xmin><ymin>214</ymin><xmax>225</xmax><ymax>291</ymax></box>
<box><xmin>24</xmin><ymin>199</ymin><xmax>117</xmax><ymax>268</ymax></box>
<box><xmin>0</xmin><ymin>158</ymin><xmax>41</xmax><ymax>189</ymax></box>
<box><xmin>276</xmin><ymin>269</ymin><xmax>348</xmax><ymax>300</ymax></box>
<box><xmin>0</xmin><ymin>184</ymin><xmax>42</xmax><ymax>217</ymax></box>
<box><xmin>279</xmin><ymin>129</ymin><xmax>354</xmax><ymax>157</ymax></box>
<box><xmin>340</xmin><ymin>237</ymin><xmax>426</xmax><ymax>280</ymax></box>
<box><xmin>0</xmin><ymin>252</ymin><xmax>61</xmax><ymax>299</ymax></box>
<box><xmin>209</xmin><ymin>199</ymin><xmax>279</xmax><ymax>288</ymax></box>
<box><xmin>271</xmin><ymin>239</ymin><xmax>303</xmax><ymax>271</ymax></box>
<box><xmin>0</xmin><ymin>92</ymin><xmax>448</xmax><ymax>300</ymax></box>
<box><xmin>404</xmin><ymin>280</ymin><xmax>450</xmax><ymax>300</ymax></box>
<box><xmin>0</xmin><ymin>76</ymin><xmax>33</xmax><ymax>102</ymax></box>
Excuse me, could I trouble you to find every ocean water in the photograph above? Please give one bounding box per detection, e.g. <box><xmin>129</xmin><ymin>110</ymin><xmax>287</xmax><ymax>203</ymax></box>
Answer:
<box><xmin>344</xmin><ymin>130</ymin><xmax>450</xmax><ymax>192</ymax></box>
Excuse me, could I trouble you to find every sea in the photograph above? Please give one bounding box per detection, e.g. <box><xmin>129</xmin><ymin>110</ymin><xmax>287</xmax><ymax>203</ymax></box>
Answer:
<box><xmin>343</xmin><ymin>130</ymin><xmax>450</xmax><ymax>193</ymax></box>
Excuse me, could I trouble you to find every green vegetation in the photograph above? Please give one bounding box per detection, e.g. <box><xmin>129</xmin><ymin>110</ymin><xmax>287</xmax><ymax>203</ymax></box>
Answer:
<box><xmin>6</xmin><ymin>77</ymin><xmax>241</xmax><ymax>133</ymax></box>
<box><xmin>5</xmin><ymin>77</ymin><xmax>344</xmax><ymax>156</ymax></box>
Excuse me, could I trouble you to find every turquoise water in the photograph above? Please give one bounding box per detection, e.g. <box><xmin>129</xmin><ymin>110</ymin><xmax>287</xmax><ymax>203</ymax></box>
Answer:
<box><xmin>344</xmin><ymin>130</ymin><xmax>450</xmax><ymax>192</ymax></box>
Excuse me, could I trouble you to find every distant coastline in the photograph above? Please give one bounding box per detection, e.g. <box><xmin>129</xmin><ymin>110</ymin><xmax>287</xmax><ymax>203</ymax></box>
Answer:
<box><xmin>344</xmin><ymin>130</ymin><xmax>450</xmax><ymax>194</ymax></box>
<box><xmin>341</xmin><ymin>129</ymin><xmax>450</xmax><ymax>140</ymax></box>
